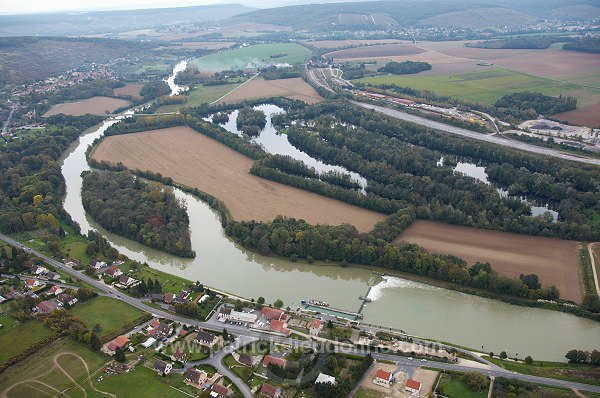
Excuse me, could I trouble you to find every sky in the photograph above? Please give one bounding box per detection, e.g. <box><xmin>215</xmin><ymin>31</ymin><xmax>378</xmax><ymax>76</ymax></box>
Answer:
<box><xmin>0</xmin><ymin>0</ymin><xmax>270</xmax><ymax>14</ymax></box>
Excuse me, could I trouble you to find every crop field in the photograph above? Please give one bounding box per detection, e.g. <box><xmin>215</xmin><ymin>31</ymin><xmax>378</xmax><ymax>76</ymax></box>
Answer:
<box><xmin>92</xmin><ymin>126</ymin><xmax>385</xmax><ymax>232</ymax></box>
<box><xmin>113</xmin><ymin>83</ymin><xmax>143</xmax><ymax>98</ymax></box>
<box><xmin>218</xmin><ymin>77</ymin><xmax>323</xmax><ymax>104</ymax></box>
<box><xmin>305</xmin><ymin>39</ymin><xmax>404</xmax><ymax>49</ymax></box>
<box><xmin>173</xmin><ymin>41</ymin><xmax>236</xmax><ymax>50</ymax></box>
<box><xmin>0</xmin><ymin>338</ymin><xmax>108</xmax><ymax>398</ymax></box>
<box><xmin>396</xmin><ymin>220</ymin><xmax>582</xmax><ymax>302</ymax></box>
<box><xmin>156</xmin><ymin>82</ymin><xmax>243</xmax><ymax>112</ymax></box>
<box><xmin>0</xmin><ymin>319</ymin><xmax>53</xmax><ymax>365</ymax></box>
<box><xmin>43</xmin><ymin>96</ymin><xmax>131</xmax><ymax>117</ymax></box>
<box><xmin>69</xmin><ymin>296</ymin><xmax>148</xmax><ymax>341</ymax></box>
<box><xmin>191</xmin><ymin>43</ymin><xmax>311</xmax><ymax>72</ymax></box>
<box><xmin>357</xmin><ymin>68</ymin><xmax>577</xmax><ymax>105</ymax></box>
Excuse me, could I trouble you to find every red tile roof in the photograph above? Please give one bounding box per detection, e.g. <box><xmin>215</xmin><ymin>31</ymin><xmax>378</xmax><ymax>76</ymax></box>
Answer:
<box><xmin>375</xmin><ymin>369</ymin><xmax>392</xmax><ymax>382</ymax></box>
<box><xmin>269</xmin><ymin>319</ymin><xmax>291</xmax><ymax>335</ymax></box>
<box><xmin>260</xmin><ymin>383</ymin><xmax>280</xmax><ymax>398</ymax></box>
<box><xmin>211</xmin><ymin>383</ymin><xmax>231</xmax><ymax>396</ymax></box>
<box><xmin>108</xmin><ymin>335</ymin><xmax>130</xmax><ymax>351</ymax></box>
<box><xmin>263</xmin><ymin>355</ymin><xmax>287</xmax><ymax>368</ymax></box>
<box><xmin>261</xmin><ymin>307</ymin><xmax>285</xmax><ymax>320</ymax></box>
<box><xmin>405</xmin><ymin>379</ymin><xmax>421</xmax><ymax>391</ymax></box>
<box><xmin>309</xmin><ymin>319</ymin><xmax>322</xmax><ymax>329</ymax></box>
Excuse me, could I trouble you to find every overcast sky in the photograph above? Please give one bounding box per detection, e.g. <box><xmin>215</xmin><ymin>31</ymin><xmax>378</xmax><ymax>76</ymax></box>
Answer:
<box><xmin>0</xmin><ymin>0</ymin><xmax>271</xmax><ymax>14</ymax></box>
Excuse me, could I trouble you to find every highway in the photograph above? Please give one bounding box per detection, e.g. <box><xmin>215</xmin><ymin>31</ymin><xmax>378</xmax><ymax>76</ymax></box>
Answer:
<box><xmin>351</xmin><ymin>100</ymin><xmax>600</xmax><ymax>166</ymax></box>
<box><xmin>3</xmin><ymin>232</ymin><xmax>600</xmax><ymax>395</ymax></box>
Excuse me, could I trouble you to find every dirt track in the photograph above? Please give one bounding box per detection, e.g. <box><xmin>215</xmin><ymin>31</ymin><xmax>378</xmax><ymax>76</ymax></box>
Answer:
<box><xmin>92</xmin><ymin>126</ymin><xmax>385</xmax><ymax>232</ymax></box>
<box><xmin>218</xmin><ymin>77</ymin><xmax>323</xmax><ymax>104</ymax></box>
<box><xmin>396</xmin><ymin>220</ymin><xmax>582</xmax><ymax>302</ymax></box>
<box><xmin>43</xmin><ymin>96</ymin><xmax>131</xmax><ymax>117</ymax></box>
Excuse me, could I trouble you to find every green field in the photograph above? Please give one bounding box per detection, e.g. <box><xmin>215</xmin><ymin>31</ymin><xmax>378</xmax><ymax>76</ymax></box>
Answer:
<box><xmin>90</xmin><ymin>365</ymin><xmax>189</xmax><ymax>397</ymax></box>
<box><xmin>157</xmin><ymin>82</ymin><xmax>243</xmax><ymax>112</ymax></box>
<box><xmin>0</xmin><ymin>318</ymin><xmax>53</xmax><ymax>365</ymax></box>
<box><xmin>0</xmin><ymin>338</ymin><xmax>107</xmax><ymax>398</ymax></box>
<box><xmin>70</xmin><ymin>296</ymin><xmax>148</xmax><ymax>341</ymax></box>
<box><xmin>357</xmin><ymin>68</ymin><xmax>579</xmax><ymax>105</ymax></box>
<box><xmin>353</xmin><ymin>387</ymin><xmax>387</xmax><ymax>398</ymax></box>
<box><xmin>191</xmin><ymin>43</ymin><xmax>311</xmax><ymax>72</ymax></box>
<box><xmin>438</xmin><ymin>373</ymin><xmax>488</xmax><ymax>398</ymax></box>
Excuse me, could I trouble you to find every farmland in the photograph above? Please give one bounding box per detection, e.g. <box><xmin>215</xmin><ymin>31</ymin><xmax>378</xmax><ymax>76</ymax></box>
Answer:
<box><xmin>0</xmin><ymin>318</ymin><xmax>52</xmax><ymax>365</ymax></box>
<box><xmin>217</xmin><ymin>77</ymin><xmax>323</xmax><ymax>104</ymax></box>
<box><xmin>69</xmin><ymin>296</ymin><xmax>148</xmax><ymax>341</ymax></box>
<box><xmin>357</xmin><ymin>68</ymin><xmax>578</xmax><ymax>105</ymax></box>
<box><xmin>326</xmin><ymin>43</ymin><xmax>425</xmax><ymax>59</ymax></box>
<box><xmin>191</xmin><ymin>43</ymin><xmax>311</xmax><ymax>73</ymax></box>
<box><xmin>156</xmin><ymin>82</ymin><xmax>243</xmax><ymax>112</ymax></box>
<box><xmin>91</xmin><ymin>126</ymin><xmax>385</xmax><ymax>231</ymax></box>
<box><xmin>43</xmin><ymin>96</ymin><xmax>131</xmax><ymax>116</ymax></box>
<box><xmin>396</xmin><ymin>220</ymin><xmax>582</xmax><ymax>302</ymax></box>
<box><xmin>113</xmin><ymin>83</ymin><xmax>143</xmax><ymax>98</ymax></box>
<box><xmin>0</xmin><ymin>338</ymin><xmax>108</xmax><ymax>398</ymax></box>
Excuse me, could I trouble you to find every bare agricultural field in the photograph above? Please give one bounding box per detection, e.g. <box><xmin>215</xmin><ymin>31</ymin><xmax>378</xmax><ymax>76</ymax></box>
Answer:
<box><xmin>43</xmin><ymin>96</ymin><xmax>130</xmax><ymax>117</ymax></box>
<box><xmin>396</xmin><ymin>220</ymin><xmax>582</xmax><ymax>303</ymax></box>
<box><xmin>326</xmin><ymin>43</ymin><xmax>425</xmax><ymax>59</ymax></box>
<box><xmin>113</xmin><ymin>83</ymin><xmax>143</xmax><ymax>98</ymax></box>
<box><xmin>92</xmin><ymin>126</ymin><xmax>385</xmax><ymax>231</ymax></box>
<box><xmin>218</xmin><ymin>77</ymin><xmax>323</xmax><ymax>104</ymax></box>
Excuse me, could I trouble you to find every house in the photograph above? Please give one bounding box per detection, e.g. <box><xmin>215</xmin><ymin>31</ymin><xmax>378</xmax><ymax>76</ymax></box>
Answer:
<box><xmin>107</xmin><ymin>335</ymin><xmax>131</xmax><ymax>354</ymax></box>
<box><xmin>184</xmin><ymin>368</ymin><xmax>208</xmax><ymax>387</ymax></box>
<box><xmin>153</xmin><ymin>359</ymin><xmax>172</xmax><ymax>375</ymax></box>
<box><xmin>263</xmin><ymin>354</ymin><xmax>287</xmax><ymax>369</ymax></box>
<box><xmin>31</xmin><ymin>265</ymin><xmax>48</xmax><ymax>275</ymax></box>
<box><xmin>309</xmin><ymin>319</ymin><xmax>323</xmax><ymax>336</ymax></box>
<box><xmin>105</xmin><ymin>265</ymin><xmax>122</xmax><ymax>278</ymax></box>
<box><xmin>261</xmin><ymin>307</ymin><xmax>286</xmax><ymax>321</ymax></box>
<box><xmin>229</xmin><ymin>310</ymin><xmax>257</xmax><ymax>324</ymax></box>
<box><xmin>163</xmin><ymin>293</ymin><xmax>175</xmax><ymax>304</ymax></box>
<box><xmin>315</xmin><ymin>373</ymin><xmax>336</xmax><ymax>385</ymax></box>
<box><xmin>148</xmin><ymin>322</ymin><xmax>173</xmax><ymax>339</ymax></box>
<box><xmin>46</xmin><ymin>285</ymin><xmax>63</xmax><ymax>296</ymax></box>
<box><xmin>117</xmin><ymin>275</ymin><xmax>139</xmax><ymax>288</ymax></box>
<box><xmin>36</xmin><ymin>300</ymin><xmax>59</xmax><ymax>314</ymax></box>
<box><xmin>269</xmin><ymin>319</ymin><xmax>291</xmax><ymax>336</ymax></box>
<box><xmin>0</xmin><ymin>295</ymin><xmax>5</xmax><ymax>304</ymax></box>
<box><xmin>211</xmin><ymin>383</ymin><xmax>231</xmax><ymax>397</ymax></box>
<box><xmin>217</xmin><ymin>307</ymin><xmax>232</xmax><ymax>322</ymax></box>
<box><xmin>5</xmin><ymin>290</ymin><xmax>25</xmax><ymax>300</ymax></box>
<box><xmin>112</xmin><ymin>260</ymin><xmax>125</xmax><ymax>266</ymax></box>
<box><xmin>46</xmin><ymin>272</ymin><xmax>60</xmax><ymax>280</ymax></box>
<box><xmin>141</xmin><ymin>337</ymin><xmax>156</xmax><ymax>348</ymax></box>
<box><xmin>94</xmin><ymin>261</ymin><xmax>107</xmax><ymax>270</ymax></box>
<box><xmin>405</xmin><ymin>379</ymin><xmax>422</xmax><ymax>396</ymax></box>
<box><xmin>195</xmin><ymin>330</ymin><xmax>217</xmax><ymax>346</ymax></box>
<box><xmin>25</xmin><ymin>278</ymin><xmax>41</xmax><ymax>289</ymax></box>
<box><xmin>65</xmin><ymin>258</ymin><xmax>81</xmax><ymax>267</ymax></box>
<box><xmin>175</xmin><ymin>289</ymin><xmax>190</xmax><ymax>303</ymax></box>
<box><xmin>171</xmin><ymin>347</ymin><xmax>186</xmax><ymax>363</ymax></box>
<box><xmin>259</xmin><ymin>383</ymin><xmax>282</xmax><ymax>398</ymax></box>
<box><xmin>238</xmin><ymin>353</ymin><xmax>258</xmax><ymax>367</ymax></box>
<box><xmin>373</xmin><ymin>369</ymin><xmax>393</xmax><ymax>387</ymax></box>
<box><xmin>57</xmin><ymin>293</ymin><xmax>78</xmax><ymax>307</ymax></box>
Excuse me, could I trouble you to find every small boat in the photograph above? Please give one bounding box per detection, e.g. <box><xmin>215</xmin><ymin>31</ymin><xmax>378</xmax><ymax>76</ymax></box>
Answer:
<box><xmin>308</xmin><ymin>299</ymin><xmax>329</xmax><ymax>307</ymax></box>
<box><xmin>359</xmin><ymin>296</ymin><xmax>372</xmax><ymax>302</ymax></box>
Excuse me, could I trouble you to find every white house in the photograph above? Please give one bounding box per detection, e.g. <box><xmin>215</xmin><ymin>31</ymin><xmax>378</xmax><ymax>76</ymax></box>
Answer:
<box><xmin>315</xmin><ymin>373</ymin><xmax>336</xmax><ymax>385</ymax></box>
<box><xmin>373</xmin><ymin>369</ymin><xmax>393</xmax><ymax>387</ymax></box>
<box><xmin>309</xmin><ymin>319</ymin><xmax>323</xmax><ymax>336</ymax></box>
<box><xmin>405</xmin><ymin>379</ymin><xmax>422</xmax><ymax>396</ymax></box>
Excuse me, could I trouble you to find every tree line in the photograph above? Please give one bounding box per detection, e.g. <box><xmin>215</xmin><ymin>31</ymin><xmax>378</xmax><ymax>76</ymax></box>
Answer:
<box><xmin>494</xmin><ymin>92</ymin><xmax>576</xmax><ymax>120</ymax></box>
<box><xmin>81</xmin><ymin>170</ymin><xmax>195</xmax><ymax>257</ymax></box>
<box><xmin>377</xmin><ymin>61</ymin><xmax>432</xmax><ymax>75</ymax></box>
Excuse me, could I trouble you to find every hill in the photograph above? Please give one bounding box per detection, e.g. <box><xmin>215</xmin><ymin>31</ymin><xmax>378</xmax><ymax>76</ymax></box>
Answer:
<box><xmin>0</xmin><ymin>4</ymin><xmax>253</xmax><ymax>36</ymax></box>
<box><xmin>0</xmin><ymin>37</ymin><xmax>158</xmax><ymax>84</ymax></box>
<box><xmin>231</xmin><ymin>0</ymin><xmax>600</xmax><ymax>30</ymax></box>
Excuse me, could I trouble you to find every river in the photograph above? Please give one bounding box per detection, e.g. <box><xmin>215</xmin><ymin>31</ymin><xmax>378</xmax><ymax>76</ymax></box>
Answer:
<box><xmin>59</xmin><ymin>65</ymin><xmax>600</xmax><ymax>362</ymax></box>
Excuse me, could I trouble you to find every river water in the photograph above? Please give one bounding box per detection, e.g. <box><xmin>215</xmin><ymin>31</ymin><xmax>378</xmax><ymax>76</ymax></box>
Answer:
<box><xmin>58</xmin><ymin>66</ymin><xmax>600</xmax><ymax>361</ymax></box>
<box><xmin>212</xmin><ymin>104</ymin><xmax>368</xmax><ymax>190</ymax></box>
<box><xmin>164</xmin><ymin>60</ymin><xmax>188</xmax><ymax>96</ymax></box>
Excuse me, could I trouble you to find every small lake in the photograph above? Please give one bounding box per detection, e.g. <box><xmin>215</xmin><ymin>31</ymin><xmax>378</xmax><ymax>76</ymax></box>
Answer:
<box><xmin>211</xmin><ymin>104</ymin><xmax>368</xmax><ymax>190</ymax></box>
<box><xmin>450</xmin><ymin>159</ymin><xmax>559</xmax><ymax>221</ymax></box>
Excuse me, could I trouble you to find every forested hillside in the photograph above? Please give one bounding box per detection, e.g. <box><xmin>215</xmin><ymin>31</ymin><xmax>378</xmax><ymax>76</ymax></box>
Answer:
<box><xmin>81</xmin><ymin>170</ymin><xmax>195</xmax><ymax>258</ymax></box>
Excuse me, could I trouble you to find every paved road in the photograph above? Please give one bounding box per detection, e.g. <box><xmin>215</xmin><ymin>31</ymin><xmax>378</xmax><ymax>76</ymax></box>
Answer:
<box><xmin>351</xmin><ymin>101</ymin><xmax>600</xmax><ymax>166</ymax></box>
<box><xmin>3</xmin><ymin>233</ymin><xmax>600</xmax><ymax>394</ymax></box>
<box><xmin>588</xmin><ymin>243</ymin><xmax>600</xmax><ymax>297</ymax></box>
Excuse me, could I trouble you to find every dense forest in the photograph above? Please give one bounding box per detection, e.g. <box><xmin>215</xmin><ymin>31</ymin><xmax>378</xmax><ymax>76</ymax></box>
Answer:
<box><xmin>236</xmin><ymin>107</ymin><xmax>267</xmax><ymax>136</ymax></box>
<box><xmin>493</xmin><ymin>92</ymin><xmax>577</xmax><ymax>120</ymax></box>
<box><xmin>378</xmin><ymin>61</ymin><xmax>432</xmax><ymax>75</ymax></box>
<box><xmin>81</xmin><ymin>170</ymin><xmax>195</xmax><ymax>257</ymax></box>
<box><xmin>563</xmin><ymin>37</ymin><xmax>600</xmax><ymax>54</ymax></box>
<box><xmin>467</xmin><ymin>36</ymin><xmax>575</xmax><ymax>50</ymax></box>
<box><xmin>0</xmin><ymin>114</ymin><xmax>104</xmax><ymax>234</ymax></box>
